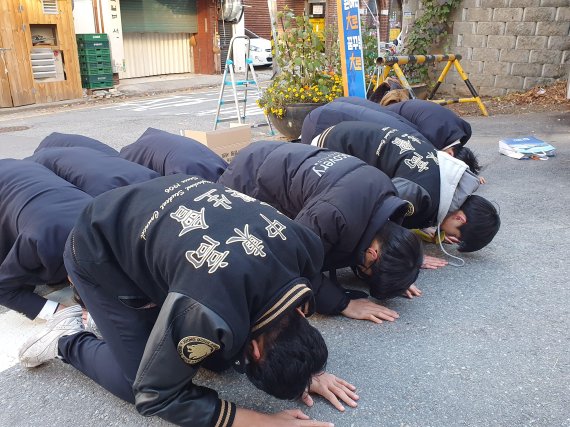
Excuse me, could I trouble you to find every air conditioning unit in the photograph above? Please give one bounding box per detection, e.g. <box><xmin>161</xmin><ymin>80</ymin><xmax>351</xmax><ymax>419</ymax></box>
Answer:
<box><xmin>220</xmin><ymin>0</ymin><xmax>243</xmax><ymax>22</ymax></box>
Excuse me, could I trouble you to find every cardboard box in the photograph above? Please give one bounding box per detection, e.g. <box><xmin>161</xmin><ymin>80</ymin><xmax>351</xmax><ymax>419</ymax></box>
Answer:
<box><xmin>181</xmin><ymin>125</ymin><xmax>252</xmax><ymax>163</ymax></box>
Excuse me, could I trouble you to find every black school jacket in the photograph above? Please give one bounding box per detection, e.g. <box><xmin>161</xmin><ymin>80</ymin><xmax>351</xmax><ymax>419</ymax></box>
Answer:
<box><xmin>68</xmin><ymin>175</ymin><xmax>323</xmax><ymax>427</ymax></box>
<box><xmin>311</xmin><ymin>121</ymin><xmax>441</xmax><ymax>229</ymax></box>
<box><xmin>120</xmin><ymin>128</ymin><xmax>228</xmax><ymax>181</ymax></box>
<box><xmin>300</xmin><ymin>96</ymin><xmax>423</xmax><ymax>145</ymax></box>
<box><xmin>386</xmin><ymin>99</ymin><xmax>472</xmax><ymax>150</ymax></box>
<box><xmin>0</xmin><ymin>159</ymin><xmax>91</xmax><ymax>319</ymax></box>
<box><xmin>35</xmin><ymin>132</ymin><xmax>119</xmax><ymax>155</ymax></box>
<box><xmin>218</xmin><ymin>141</ymin><xmax>409</xmax><ymax>314</ymax></box>
<box><xmin>27</xmin><ymin>147</ymin><xmax>159</xmax><ymax>196</ymax></box>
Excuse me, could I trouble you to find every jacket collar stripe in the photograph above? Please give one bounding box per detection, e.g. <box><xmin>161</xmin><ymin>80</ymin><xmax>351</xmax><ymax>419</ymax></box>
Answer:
<box><xmin>215</xmin><ymin>399</ymin><xmax>234</xmax><ymax>427</ymax></box>
<box><xmin>215</xmin><ymin>400</ymin><xmax>227</xmax><ymax>427</ymax></box>
<box><xmin>254</xmin><ymin>283</ymin><xmax>307</xmax><ymax>325</ymax></box>
<box><xmin>252</xmin><ymin>285</ymin><xmax>312</xmax><ymax>333</ymax></box>
<box><xmin>317</xmin><ymin>125</ymin><xmax>335</xmax><ymax>148</ymax></box>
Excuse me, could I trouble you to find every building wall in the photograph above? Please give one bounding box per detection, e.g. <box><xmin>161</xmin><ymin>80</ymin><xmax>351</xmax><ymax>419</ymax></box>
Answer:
<box><xmin>73</xmin><ymin>0</ymin><xmax>97</xmax><ymax>34</ymax></box>
<box><xmin>244</xmin><ymin>0</ymin><xmax>307</xmax><ymax>40</ymax></box>
<box><xmin>276</xmin><ymin>0</ymin><xmax>306</xmax><ymax>20</ymax></box>
<box><xmin>194</xmin><ymin>0</ymin><xmax>217</xmax><ymax>74</ymax></box>
<box><xmin>410</xmin><ymin>0</ymin><xmax>570</xmax><ymax>96</ymax></box>
<box><xmin>244</xmin><ymin>0</ymin><xmax>272</xmax><ymax>38</ymax></box>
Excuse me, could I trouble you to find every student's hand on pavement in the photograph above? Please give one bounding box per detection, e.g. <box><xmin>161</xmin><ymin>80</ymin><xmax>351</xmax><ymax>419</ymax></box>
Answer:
<box><xmin>403</xmin><ymin>284</ymin><xmax>422</xmax><ymax>299</ymax></box>
<box><xmin>341</xmin><ymin>299</ymin><xmax>399</xmax><ymax>323</ymax></box>
<box><xmin>421</xmin><ymin>255</ymin><xmax>448</xmax><ymax>269</ymax></box>
<box><xmin>234</xmin><ymin>408</ymin><xmax>334</xmax><ymax>427</ymax></box>
<box><xmin>422</xmin><ymin>227</ymin><xmax>437</xmax><ymax>239</ymax></box>
<box><xmin>479</xmin><ymin>176</ymin><xmax>487</xmax><ymax>184</ymax></box>
<box><xmin>302</xmin><ymin>372</ymin><xmax>359</xmax><ymax>412</ymax></box>
<box><xmin>443</xmin><ymin>235</ymin><xmax>461</xmax><ymax>244</ymax></box>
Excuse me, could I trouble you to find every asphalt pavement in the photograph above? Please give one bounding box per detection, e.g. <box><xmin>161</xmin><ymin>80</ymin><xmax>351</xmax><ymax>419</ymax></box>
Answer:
<box><xmin>0</xmin><ymin>84</ymin><xmax>568</xmax><ymax>427</ymax></box>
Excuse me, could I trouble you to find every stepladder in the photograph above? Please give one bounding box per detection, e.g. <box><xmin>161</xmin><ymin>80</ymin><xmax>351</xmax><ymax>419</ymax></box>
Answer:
<box><xmin>213</xmin><ymin>35</ymin><xmax>274</xmax><ymax>133</ymax></box>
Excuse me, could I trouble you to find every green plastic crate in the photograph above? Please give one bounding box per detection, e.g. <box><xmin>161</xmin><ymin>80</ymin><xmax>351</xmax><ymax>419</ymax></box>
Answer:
<box><xmin>79</xmin><ymin>54</ymin><xmax>111</xmax><ymax>64</ymax></box>
<box><xmin>83</xmin><ymin>80</ymin><xmax>114</xmax><ymax>90</ymax></box>
<box><xmin>80</xmin><ymin>62</ymin><xmax>113</xmax><ymax>75</ymax></box>
<box><xmin>76</xmin><ymin>33</ymin><xmax>109</xmax><ymax>42</ymax></box>
<box><xmin>78</xmin><ymin>40</ymin><xmax>110</xmax><ymax>50</ymax></box>
<box><xmin>79</xmin><ymin>48</ymin><xmax>111</xmax><ymax>58</ymax></box>
<box><xmin>81</xmin><ymin>73</ymin><xmax>113</xmax><ymax>84</ymax></box>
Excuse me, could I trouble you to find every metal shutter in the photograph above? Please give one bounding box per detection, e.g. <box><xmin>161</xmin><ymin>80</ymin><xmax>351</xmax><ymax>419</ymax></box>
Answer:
<box><xmin>121</xmin><ymin>0</ymin><xmax>198</xmax><ymax>34</ymax></box>
<box><xmin>218</xmin><ymin>21</ymin><xmax>233</xmax><ymax>72</ymax></box>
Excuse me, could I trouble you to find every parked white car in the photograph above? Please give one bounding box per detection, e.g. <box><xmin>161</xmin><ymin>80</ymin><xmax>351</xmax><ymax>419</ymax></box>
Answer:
<box><xmin>245</xmin><ymin>29</ymin><xmax>272</xmax><ymax>67</ymax></box>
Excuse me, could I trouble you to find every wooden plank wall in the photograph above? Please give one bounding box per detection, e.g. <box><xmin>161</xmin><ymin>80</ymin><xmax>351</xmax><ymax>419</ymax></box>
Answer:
<box><xmin>0</xmin><ymin>38</ymin><xmax>14</xmax><ymax>107</ymax></box>
<box><xmin>23</xmin><ymin>0</ymin><xmax>83</xmax><ymax>104</ymax></box>
<box><xmin>0</xmin><ymin>0</ymin><xmax>35</xmax><ymax>106</ymax></box>
<box><xmin>0</xmin><ymin>0</ymin><xmax>83</xmax><ymax>107</ymax></box>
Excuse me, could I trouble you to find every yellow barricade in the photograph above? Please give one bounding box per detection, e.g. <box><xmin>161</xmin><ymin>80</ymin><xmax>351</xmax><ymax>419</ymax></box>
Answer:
<box><xmin>375</xmin><ymin>54</ymin><xmax>488</xmax><ymax>116</ymax></box>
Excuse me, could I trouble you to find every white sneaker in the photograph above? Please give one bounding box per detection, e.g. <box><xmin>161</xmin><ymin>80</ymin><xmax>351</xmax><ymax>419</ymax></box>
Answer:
<box><xmin>19</xmin><ymin>305</ymin><xmax>84</xmax><ymax>368</ymax></box>
<box><xmin>85</xmin><ymin>313</ymin><xmax>102</xmax><ymax>339</ymax></box>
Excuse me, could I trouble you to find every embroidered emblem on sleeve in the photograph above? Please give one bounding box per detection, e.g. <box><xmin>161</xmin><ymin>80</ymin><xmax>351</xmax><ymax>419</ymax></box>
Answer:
<box><xmin>226</xmin><ymin>225</ymin><xmax>266</xmax><ymax>257</ymax></box>
<box><xmin>185</xmin><ymin>236</ymin><xmax>229</xmax><ymax>273</ymax></box>
<box><xmin>405</xmin><ymin>202</ymin><xmax>415</xmax><ymax>217</ymax></box>
<box><xmin>170</xmin><ymin>206</ymin><xmax>208</xmax><ymax>236</ymax></box>
<box><xmin>178</xmin><ymin>336</ymin><xmax>220</xmax><ymax>365</ymax></box>
<box><xmin>260</xmin><ymin>214</ymin><xmax>287</xmax><ymax>240</ymax></box>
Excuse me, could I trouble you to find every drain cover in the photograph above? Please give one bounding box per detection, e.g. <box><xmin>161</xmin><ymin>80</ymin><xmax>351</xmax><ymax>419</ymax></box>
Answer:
<box><xmin>0</xmin><ymin>126</ymin><xmax>30</xmax><ymax>133</ymax></box>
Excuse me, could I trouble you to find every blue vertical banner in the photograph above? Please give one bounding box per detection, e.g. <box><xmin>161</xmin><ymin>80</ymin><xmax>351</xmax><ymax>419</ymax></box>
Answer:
<box><xmin>336</xmin><ymin>0</ymin><xmax>366</xmax><ymax>98</ymax></box>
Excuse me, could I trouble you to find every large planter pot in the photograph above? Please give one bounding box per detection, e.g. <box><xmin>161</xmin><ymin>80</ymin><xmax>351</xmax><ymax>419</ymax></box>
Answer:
<box><xmin>269</xmin><ymin>103</ymin><xmax>325</xmax><ymax>141</ymax></box>
<box><xmin>411</xmin><ymin>84</ymin><xmax>429</xmax><ymax>100</ymax></box>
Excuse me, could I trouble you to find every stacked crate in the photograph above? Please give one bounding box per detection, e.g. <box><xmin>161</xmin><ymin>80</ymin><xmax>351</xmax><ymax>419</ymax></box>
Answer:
<box><xmin>76</xmin><ymin>33</ymin><xmax>113</xmax><ymax>90</ymax></box>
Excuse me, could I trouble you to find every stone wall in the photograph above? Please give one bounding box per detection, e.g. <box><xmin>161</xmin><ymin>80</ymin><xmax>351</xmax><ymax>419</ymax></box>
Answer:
<box><xmin>441</xmin><ymin>0</ymin><xmax>569</xmax><ymax>96</ymax></box>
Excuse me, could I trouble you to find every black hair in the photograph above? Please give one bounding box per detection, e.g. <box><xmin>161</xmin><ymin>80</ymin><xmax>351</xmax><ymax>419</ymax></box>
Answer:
<box><xmin>245</xmin><ymin>310</ymin><xmax>328</xmax><ymax>400</ymax></box>
<box><xmin>458</xmin><ymin>195</ymin><xmax>500</xmax><ymax>252</ymax></box>
<box><xmin>365</xmin><ymin>221</ymin><xmax>423</xmax><ymax>299</ymax></box>
<box><xmin>368</xmin><ymin>82</ymin><xmax>391</xmax><ymax>104</ymax></box>
<box><xmin>71</xmin><ymin>284</ymin><xmax>86</xmax><ymax>309</ymax></box>
<box><xmin>454</xmin><ymin>146</ymin><xmax>481</xmax><ymax>175</ymax></box>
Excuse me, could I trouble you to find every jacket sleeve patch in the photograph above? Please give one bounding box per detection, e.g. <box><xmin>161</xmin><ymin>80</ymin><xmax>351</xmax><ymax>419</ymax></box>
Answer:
<box><xmin>177</xmin><ymin>336</ymin><xmax>220</xmax><ymax>365</ymax></box>
<box><xmin>405</xmin><ymin>201</ymin><xmax>415</xmax><ymax>217</ymax></box>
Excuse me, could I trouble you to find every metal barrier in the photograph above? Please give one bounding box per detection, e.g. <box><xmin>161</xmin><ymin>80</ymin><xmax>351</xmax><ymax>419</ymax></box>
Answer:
<box><xmin>376</xmin><ymin>54</ymin><xmax>488</xmax><ymax>116</ymax></box>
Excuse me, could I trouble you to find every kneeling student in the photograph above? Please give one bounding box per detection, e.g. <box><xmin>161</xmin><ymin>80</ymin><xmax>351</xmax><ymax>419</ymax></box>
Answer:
<box><xmin>310</xmin><ymin>120</ymin><xmax>500</xmax><ymax>265</ymax></box>
<box><xmin>20</xmin><ymin>175</ymin><xmax>356</xmax><ymax>427</ymax></box>
<box><xmin>120</xmin><ymin>127</ymin><xmax>228</xmax><ymax>181</ymax></box>
<box><xmin>219</xmin><ymin>141</ymin><xmax>423</xmax><ymax>323</ymax></box>
<box><xmin>27</xmin><ymin>146</ymin><xmax>159</xmax><ymax>196</ymax></box>
<box><xmin>0</xmin><ymin>159</ymin><xmax>91</xmax><ymax>320</ymax></box>
<box><xmin>331</xmin><ymin>97</ymin><xmax>485</xmax><ymax>182</ymax></box>
<box><xmin>385</xmin><ymin>99</ymin><xmax>484</xmax><ymax>181</ymax></box>
<box><xmin>34</xmin><ymin>132</ymin><xmax>119</xmax><ymax>155</ymax></box>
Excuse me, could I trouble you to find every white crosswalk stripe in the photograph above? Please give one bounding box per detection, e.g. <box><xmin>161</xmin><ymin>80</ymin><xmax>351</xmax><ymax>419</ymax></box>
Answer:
<box><xmin>101</xmin><ymin>92</ymin><xmax>262</xmax><ymax>116</ymax></box>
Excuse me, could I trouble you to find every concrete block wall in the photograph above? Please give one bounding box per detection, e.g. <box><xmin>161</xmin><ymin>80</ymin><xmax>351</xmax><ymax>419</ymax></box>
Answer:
<box><xmin>431</xmin><ymin>0</ymin><xmax>569</xmax><ymax>97</ymax></box>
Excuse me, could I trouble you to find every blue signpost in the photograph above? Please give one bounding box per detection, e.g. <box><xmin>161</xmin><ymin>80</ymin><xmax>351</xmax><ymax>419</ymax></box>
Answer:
<box><xmin>336</xmin><ymin>0</ymin><xmax>366</xmax><ymax>98</ymax></box>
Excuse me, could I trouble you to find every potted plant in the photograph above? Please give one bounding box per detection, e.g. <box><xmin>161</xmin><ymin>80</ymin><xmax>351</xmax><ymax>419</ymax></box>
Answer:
<box><xmin>257</xmin><ymin>9</ymin><xmax>343</xmax><ymax>140</ymax></box>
